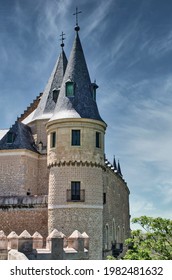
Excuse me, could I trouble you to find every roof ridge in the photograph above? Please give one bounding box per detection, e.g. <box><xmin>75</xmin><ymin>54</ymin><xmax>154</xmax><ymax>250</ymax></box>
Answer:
<box><xmin>17</xmin><ymin>93</ymin><xmax>42</xmax><ymax>122</ymax></box>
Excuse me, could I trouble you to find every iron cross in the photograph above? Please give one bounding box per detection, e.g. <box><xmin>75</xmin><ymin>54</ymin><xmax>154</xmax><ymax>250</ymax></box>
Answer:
<box><xmin>73</xmin><ymin>7</ymin><xmax>82</xmax><ymax>26</ymax></box>
<box><xmin>60</xmin><ymin>31</ymin><xmax>65</xmax><ymax>48</ymax></box>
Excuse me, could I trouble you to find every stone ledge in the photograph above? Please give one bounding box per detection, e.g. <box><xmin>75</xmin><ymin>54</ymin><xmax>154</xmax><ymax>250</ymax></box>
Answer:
<box><xmin>0</xmin><ymin>195</ymin><xmax>48</xmax><ymax>210</ymax></box>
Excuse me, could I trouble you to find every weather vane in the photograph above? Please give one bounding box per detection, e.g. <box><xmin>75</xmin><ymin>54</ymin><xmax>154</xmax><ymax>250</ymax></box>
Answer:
<box><xmin>73</xmin><ymin>7</ymin><xmax>82</xmax><ymax>31</ymax></box>
<box><xmin>60</xmin><ymin>31</ymin><xmax>65</xmax><ymax>49</ymax></box>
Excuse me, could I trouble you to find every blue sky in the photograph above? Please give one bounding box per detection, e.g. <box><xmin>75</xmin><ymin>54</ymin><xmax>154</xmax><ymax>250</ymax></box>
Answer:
<box><xmin>0</xmin><ymin>0</ymin><xmax>172</xmax><ymax>222</ymax></box>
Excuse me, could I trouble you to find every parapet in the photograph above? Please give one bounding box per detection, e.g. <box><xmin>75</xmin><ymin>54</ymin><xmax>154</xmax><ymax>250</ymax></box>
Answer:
<box><xmin>0</xmin><ymin>229</ymin><xmax>89</xmax><ymax>260</ymax></box>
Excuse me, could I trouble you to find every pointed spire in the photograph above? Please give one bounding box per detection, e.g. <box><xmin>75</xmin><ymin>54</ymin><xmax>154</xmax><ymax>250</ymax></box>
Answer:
<box><xmin>113</xmin><ymin>155</ymin><xmax>117</xmax><ymax>171</ymax></box>
<box><xmin>50</xmin><ymin>31</ymin><xmax>104</xmax><ymax>122</ymax></box>
<box><xmin>117</xmin><ymin>160</ymin><xmax>123</xmax><ymax>177</ymax></box>
<box><xmin>33</xmin><ymin>47</ymin><xmax>68</xmax><ymax>120</ymax></box>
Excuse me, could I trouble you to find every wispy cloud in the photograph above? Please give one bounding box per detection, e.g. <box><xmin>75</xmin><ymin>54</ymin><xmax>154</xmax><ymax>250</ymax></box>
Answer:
<box><xmin>82</xmin><ymin>0</ymin><xmax>115</xmax><ymax>39</ymax></box>
<box><xmin>148</xmin><ymin>29</ymin><xmax>172</xmax><ymax>58</ymax></box>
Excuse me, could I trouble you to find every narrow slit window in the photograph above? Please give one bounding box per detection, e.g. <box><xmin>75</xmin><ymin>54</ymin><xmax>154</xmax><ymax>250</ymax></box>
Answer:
<box><xmin>96</xmin><ymin>132</ymin><xmax>101</xmax><ymax>148</ymax></box>
<box><xmin>50</xmin><ymin>132</ymin><xmax>56</xmax><ymax>148</ymax></box>
<box><xmin>103</xmin><ymin>193</ymin><xmax>106</xmax><ymax>204</ymax></box>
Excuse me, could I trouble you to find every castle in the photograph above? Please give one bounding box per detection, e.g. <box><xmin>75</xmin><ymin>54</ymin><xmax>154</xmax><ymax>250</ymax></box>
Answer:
<box><xmin>0</xmin><ymin>12</ymin><xmax>130</xmax><ymax>260</ymax></box>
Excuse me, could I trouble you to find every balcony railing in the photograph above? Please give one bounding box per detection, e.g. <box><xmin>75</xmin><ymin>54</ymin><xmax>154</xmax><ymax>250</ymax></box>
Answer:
<box><xmin>66</xmin><ymin>189</ymin><xmax>85</xmax><ymax>202</ymax></box>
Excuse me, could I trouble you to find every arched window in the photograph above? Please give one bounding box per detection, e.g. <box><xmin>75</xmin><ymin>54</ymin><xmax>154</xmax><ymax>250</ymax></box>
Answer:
<box><xmin>112</xmin><ymin>219</ymin><xmax>116</xmax><ymax>243</ymax></box>
<box><xmin>117</xmin><ymin>225</ymin><xmax>120</xmax><ymax>243</ymax></box>
<box><xmin>122</xmin><ymin>225</ymin><xmax>125</xmax><ymax>241</ymax></box>
<box><xmin>105</xmin><ymin>224</ymin><xmax>109</xmax><ymax>250</ymax></box>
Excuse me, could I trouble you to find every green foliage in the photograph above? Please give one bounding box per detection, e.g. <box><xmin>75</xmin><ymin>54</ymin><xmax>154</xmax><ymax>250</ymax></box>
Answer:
<box><xmin>124</xmin><ymin>216</ymin><xmax>172</xmax><ymax>260</ymax></box>
<box><xmin>106</xmin><ymin>255</ymin><xmax>116</xmax><ymax>260</ymax></box>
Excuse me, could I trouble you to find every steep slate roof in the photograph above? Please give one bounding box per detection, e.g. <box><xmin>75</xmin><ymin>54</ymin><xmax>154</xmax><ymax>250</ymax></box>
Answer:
<box><xmin>0</xmin><ymin>121</ymin><xmax>37</xmax><ymax>153</ymax></box>
<box><xmin>33</xmin><ymin>50</ymin><xmax>68</xmax><ymax>121</ymax></box>
<box><xmin>18</xmin><ymin>93</ymin><xmax>42</xmax><ymax>123</ymax></box>
<box><xmin>50</xmin><ymin>32</ymin><xmax>104</xmax><ymax>122</ymax></box>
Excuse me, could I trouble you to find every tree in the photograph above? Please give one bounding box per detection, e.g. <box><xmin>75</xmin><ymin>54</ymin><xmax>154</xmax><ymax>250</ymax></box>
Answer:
<box><xmin>124</xmin><ymin>216</ymin><xmax>172</xmax><ymax>260</ymax></box>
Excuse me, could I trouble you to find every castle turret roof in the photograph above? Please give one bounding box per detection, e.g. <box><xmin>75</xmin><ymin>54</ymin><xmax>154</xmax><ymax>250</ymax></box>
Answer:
<box><xmin>50</xmin><ymin>32</ymin><xmax>104</xmax><ymax>122</ymax></box>
<box><xmin>33</xmin><ymin>49</ymin><xmax>68</xmax><ymax>121</ymax></box>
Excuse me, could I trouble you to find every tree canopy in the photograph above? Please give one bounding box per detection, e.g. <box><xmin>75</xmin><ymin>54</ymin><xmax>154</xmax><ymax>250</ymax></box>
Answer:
<box><xmin>124</xmin><ymin>216</ymin><xmax>172</xmax><ymax>260</ymax></box>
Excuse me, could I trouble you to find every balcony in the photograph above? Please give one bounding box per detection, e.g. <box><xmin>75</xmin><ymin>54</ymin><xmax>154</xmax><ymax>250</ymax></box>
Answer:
<box><xmin>66</xmin><ymin>189</ymin><xmax>85</xmax><ymax>202</ymax></box>
<box><xmin>112</xmin><ymin>242</ymin><xmax>123</xmax><ymax>258</ymax></box>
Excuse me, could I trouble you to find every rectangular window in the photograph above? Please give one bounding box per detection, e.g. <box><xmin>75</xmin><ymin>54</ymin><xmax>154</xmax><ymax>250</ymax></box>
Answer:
<box><xmin>50</xmin><ymin>132</ymin><xmax>56</xmax><ymax>148</ymax></box>
<box><xmin>71</xmin><ymin>181</ymin><xmax>80</xmax><ymax>201</ymax></box>
<box><xmin>71</xmin><ymin>130</ymin><xmax>80</xmax><ymax>146</ymax></box>
<box><xmin>66</xmin><ymin>81</ymin><xmax>74</xmax><ymax>97</ymax></box>
<box><xmin>96</xmin><ymin>131</ymin><xmax>101</xmax><ymax>148</ymax></box>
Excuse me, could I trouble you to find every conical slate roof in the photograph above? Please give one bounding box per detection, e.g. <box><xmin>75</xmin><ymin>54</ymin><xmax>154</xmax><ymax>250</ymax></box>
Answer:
<box><xmin>50</xmin><ymin>32</ymin><xmax>104</xmax><ymax>122</ymax></box>
<box><xmin>33</xmin><ymin>50</ymin><xmax>68</xmax><ymax>120</ymax></box>
<box><xmin>0</xmin><ymin>121</ymin><xmax>37</xmax><ymax>153</ymax></box>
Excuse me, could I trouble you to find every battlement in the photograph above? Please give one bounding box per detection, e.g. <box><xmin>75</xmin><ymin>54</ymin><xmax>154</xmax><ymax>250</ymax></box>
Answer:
<box><xmin>0</xmin><ymin>229</ymin><xmax>89</xmax><ymax>260</ymax></box>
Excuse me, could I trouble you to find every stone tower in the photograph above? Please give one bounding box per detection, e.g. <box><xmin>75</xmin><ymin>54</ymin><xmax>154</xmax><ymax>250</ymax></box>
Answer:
<box><xmin>47</xmin><ymin>25</ymin><xmax>107</xmax><ymax>259</ymax></box>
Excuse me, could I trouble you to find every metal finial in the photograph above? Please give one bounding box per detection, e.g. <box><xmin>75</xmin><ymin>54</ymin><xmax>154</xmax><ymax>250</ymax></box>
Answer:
<box><xmin>73</xmin><ymin>7</ymin><xmax>82</xmax><ymax>32</ymax></box>
<box><xmin>60</xmin><ymin>31</ymin><xmax>65</xmax><ymax>49</ymax></box>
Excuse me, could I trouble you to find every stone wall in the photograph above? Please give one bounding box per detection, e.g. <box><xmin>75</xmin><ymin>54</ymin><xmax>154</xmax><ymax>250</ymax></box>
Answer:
<box><xmin>48</xmin><ymin>164</ymin><xmax>103</xmax><ymax>259</ymax></box>
<box><xmin>0</xmin><ymin>199</ymin><xmax>48</xmax><ymax>239</ymax></box>
<box><xmin>0</xmin><ymin>150</ymin><xmax>39</xmax><ymax>196</ymax></box>
<box><xmin>0</xmin><ymin>150</ymin><xmax>49</xmax><ymax>196</ymax></box>
<box><xmin>37</xmin><ymin>155</ymin><xmax>49</xmax><ymax>195</ymax></box>
<box><xmin>47</xmin><ymin>118</ymin><xmax>106</xmax><ymax>167</ymax></box>
<box><xmin>29</xmin><ymin>119</ymin><xmax>48</xmax><ymax>147</ymax></box>
<box><xmin>103</xmin><ymin>166</ymin><xmax>130</xmax><ymax>258</ymax></box>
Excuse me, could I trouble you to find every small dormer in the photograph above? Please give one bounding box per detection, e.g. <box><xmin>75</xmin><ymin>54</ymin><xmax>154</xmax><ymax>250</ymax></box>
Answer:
<box><xmin>91</xmin><ymin>82</ymin><xmax>99</xmax><ymax>101</ymax></box>
<box><xmin>65</xmin><ymin>78</ymin><xmax>75</xmax><ymax>97</ymax></box>
<box><xmin>52</xmin><ymin>88</ymin><xmax>60</xmax><ymax>103</ymax></box>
